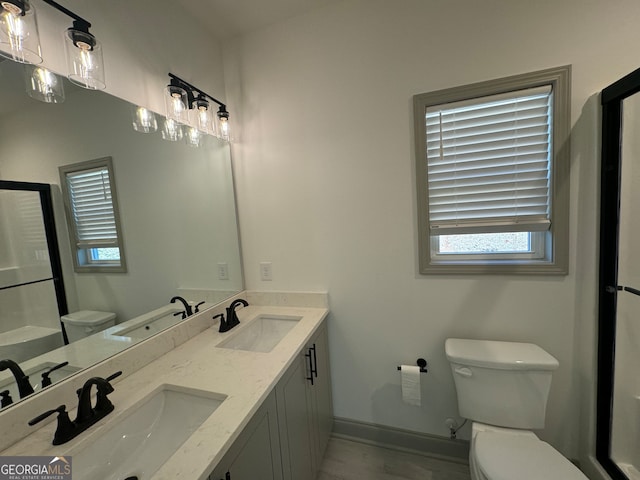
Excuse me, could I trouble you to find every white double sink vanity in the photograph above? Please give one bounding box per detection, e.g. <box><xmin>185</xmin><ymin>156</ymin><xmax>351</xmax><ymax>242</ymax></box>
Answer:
<box><xmin>0</xmin><ymin>292</ymin><xmax>332</xmax><ymax>480</ymax></box>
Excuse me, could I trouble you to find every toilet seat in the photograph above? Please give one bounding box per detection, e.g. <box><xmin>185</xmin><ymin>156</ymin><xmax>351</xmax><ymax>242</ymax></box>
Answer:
<box><xmin>474</xmin><ymin>431</ymin><xmax>588</xmax><ymax>480</ymax></box>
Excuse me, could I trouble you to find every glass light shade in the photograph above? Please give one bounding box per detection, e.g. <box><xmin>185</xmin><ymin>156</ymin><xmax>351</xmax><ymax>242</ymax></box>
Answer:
<box><xmin>185</xmin><ymin>126</ymin><xmax>202</xmax><ymax>148</ymax></box>
<box><xmin>164</xmin><ymin>84</ymin><xmax>188</xmax><ymax>123</ymax></box>
<box><xmin>0</xmin><ymin>0</ymin><xmax>42</xmax><ymax>64</ymax></box>
<box><xmin>190</xmin><ymin>98</ymin><xmax>215</xmax><ymax>134</ymax></box>
<box><xmin>64</xmin><ymin>27</ymin><xmax>105</xmax><ymax>90</ymax></box>
<box><xmin>25</xmin><ymin>65</ymin><xmax>64</xmax><ymax>103</ymax></box>
<box><xmin>131</xmin><ymin>105</ymin><xmax>158</xmax><ymax>133</ymax></box>
<box><xmin>161</xmin><ymin>117</ymin><xmax>183</xmax><ymax>142</ymax></box>
<box><xmin>217</xmin><ymin>115</ymin><xmax>230</xmax><ymax>141</ymax></box>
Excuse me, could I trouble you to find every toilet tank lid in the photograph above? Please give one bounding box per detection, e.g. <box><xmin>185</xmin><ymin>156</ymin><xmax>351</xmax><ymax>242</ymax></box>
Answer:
<box><xmin>445</xmin><ymin>338</ymin><xmax>559</xmax><ymax>370</ymax></box>
<box><xmin>61</xmin><ymin>310</ymin><xmax>116</xmax><ymax>326</ymax></box>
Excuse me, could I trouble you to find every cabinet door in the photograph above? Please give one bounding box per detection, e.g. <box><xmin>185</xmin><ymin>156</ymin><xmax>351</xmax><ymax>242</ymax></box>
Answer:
<box><xmin>275</xmin><ymin>353</ymin><xmax>315</xmax><ymax>480</ymax></box>
<box><xmin>310</xmin><ymin>324</ymin><xmax>334</xmax><ymax>462</ymax></box>
<box><xmin>209</xmin><ymin>392</ymin><xmax>282</xmax><ymax>480</ymax></box>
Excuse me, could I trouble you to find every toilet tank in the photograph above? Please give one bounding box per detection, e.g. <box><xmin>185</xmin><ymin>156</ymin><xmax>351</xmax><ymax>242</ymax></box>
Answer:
<box><xmin>445</xmin><ymin>338</ymin><xmax>559</xmax><ymax>429</ymax></box>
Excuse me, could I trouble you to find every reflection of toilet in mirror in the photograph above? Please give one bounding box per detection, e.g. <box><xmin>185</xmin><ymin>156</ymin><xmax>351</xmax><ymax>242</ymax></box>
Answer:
<box><xmin>61</xmin><ymin>311</ymin><xmax>117</xmax><ymax>343</ymax></box>
<box><xmin>0</xmin><ymin>326</ymin><xmax>64</xmax><ymax>363</ymax></box>
<box><xmin>445</xmin><ymin>338</ymin><xmax>588</xmax><ymax>480</ymax></box>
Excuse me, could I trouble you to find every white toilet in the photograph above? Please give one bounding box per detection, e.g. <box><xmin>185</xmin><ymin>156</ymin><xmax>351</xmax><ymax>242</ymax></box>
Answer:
<box><xmin>445</xmin><ymin>338</ymin><xmax>588</xmax><ymax>480</ymax></box>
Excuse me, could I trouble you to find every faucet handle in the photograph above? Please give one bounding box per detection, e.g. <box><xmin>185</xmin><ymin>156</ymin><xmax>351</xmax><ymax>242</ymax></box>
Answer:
<box><xmin>28</xmin><ymin>405</ymin><xmax>76</xmax><ymax>445</ymax></box>
<box><xmin>214</xmin><ymin>313</ymin><xmax>231</xmax><ymax>333</ymax></box>
<box><xmin>41</xmin><ymin>361</ymin><xmax>69</xmax><ymax>388</ymax></box>
<box><xmin>106</xmin><ymin>371</ymin><xmax>122</xmax><ymax>383</ymax></box>
<box><xmin>194</xmin><ymin>301</ymin><xmax>205</xmax><ymax>313</ymax></box>
<box><xmin>94</xmin><ymin>371</ymin><xmax>122</xmax><ymax>415</ymax></box>
<box><xmin>1</xmin><ymin>389</ymin><xmax>13</xmax><ymax>408</ymax></box>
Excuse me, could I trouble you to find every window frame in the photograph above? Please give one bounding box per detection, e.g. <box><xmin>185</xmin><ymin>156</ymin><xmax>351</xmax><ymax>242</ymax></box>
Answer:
<box><xmin>59</xmin><ymin>156</ymin><xmax>127</xmax><ymax>273</ymax></box>
<box><xmin>414</xmin><ymin>66</ymin><xmax>571</xmax><ymax>275</ymax></box>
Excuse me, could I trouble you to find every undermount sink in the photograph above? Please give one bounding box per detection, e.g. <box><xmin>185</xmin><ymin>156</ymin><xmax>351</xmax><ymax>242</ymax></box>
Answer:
<box><xmin>217</xmin><ymin>314</ymin><xmax>302</xmax><ymax>353</ymax></box>
<box><xmin>111</xmin><ymin>310</ymin><xmax>183</xmax><ymax>339</ymax></box>
<box><xmin>72</xmin><ymin>385</ymin><xmax>226</xmax><ymax>480</ymax></box>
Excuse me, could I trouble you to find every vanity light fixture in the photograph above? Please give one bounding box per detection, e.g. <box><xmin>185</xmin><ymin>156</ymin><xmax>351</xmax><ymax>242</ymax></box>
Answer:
<box><xmin>0</xmin><ymin>0</ymin><xmax>42</xmax><ymax>64</ymax></box>
<box><xmin>0</xmin><ymin>0</ymin><xmax>105</xmax><ymax>89</ymax></box>
<box><xmin>165</xmin><ymin>73</ymin><xmax>231</xmax><ymax>141</ymax></box>
<box><xmin>44</xmin><ymin>0</ymin><xmax>105</xmax><ymax>89</ymax></box>
<box><xmin>25</xmin><ymin>64</ymin><xmax>64</xmax><ymax>102</ymax></box>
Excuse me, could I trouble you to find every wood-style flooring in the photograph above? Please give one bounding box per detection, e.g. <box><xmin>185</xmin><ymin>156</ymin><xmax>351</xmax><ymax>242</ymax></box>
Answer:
<box><xmin>318</xmin><ymin>437</ymin><xmax>471</xmax><ymax>480</ymax></box>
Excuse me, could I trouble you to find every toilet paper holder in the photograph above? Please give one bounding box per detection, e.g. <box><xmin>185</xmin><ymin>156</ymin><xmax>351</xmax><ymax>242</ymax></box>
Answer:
<box><xmin>397</xmin><ymin>358</ymin><xmax>428</xmax><ymax>373</ymax></box>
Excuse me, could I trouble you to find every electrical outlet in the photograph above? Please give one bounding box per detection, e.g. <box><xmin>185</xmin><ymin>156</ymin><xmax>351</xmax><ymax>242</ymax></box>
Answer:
<box><xmin>260</xmin><ymin>262</ymin><xmax>273</xmax><ymax>281</ymax></box>
<box><xmin>218</xmin><ymin>262</ymin><xmax>229</xmax><ymax>280</ymax></box>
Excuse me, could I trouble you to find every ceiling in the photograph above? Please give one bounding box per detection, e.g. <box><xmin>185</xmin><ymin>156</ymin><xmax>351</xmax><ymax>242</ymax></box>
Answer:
<box><xmin>175</xmin><ymin>0</ymin><xmax>343</xmax><ymax>40</ymax></box>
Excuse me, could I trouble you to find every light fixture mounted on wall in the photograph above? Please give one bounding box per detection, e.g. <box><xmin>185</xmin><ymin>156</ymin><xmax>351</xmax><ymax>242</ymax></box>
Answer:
<box><xmin>165</xmin><ymin>73</ymin><xmax>231</xmax><ymax>141</ymax></box>
<box><xmin>0</xmin><ymin>0</ymin><xmax>105</xmax><ymax>90</ymax></box>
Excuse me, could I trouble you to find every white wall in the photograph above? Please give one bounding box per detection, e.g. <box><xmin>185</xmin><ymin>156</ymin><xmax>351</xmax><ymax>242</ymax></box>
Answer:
<box><xmin>224</xmin><ymin>0</ymin><xmax>640</xmax><ymax>470</ymax></box>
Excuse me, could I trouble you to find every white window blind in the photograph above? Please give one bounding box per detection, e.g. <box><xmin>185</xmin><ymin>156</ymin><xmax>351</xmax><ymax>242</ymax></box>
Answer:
<box><xmin>65</xmin><ymin>166</ymin><xmax>118</xmax><ymax>248</ymax></box>
<box><xmin>425</xmin><ymin>85</ymin><xmax>553</xmax><ymax>235</ymax></box>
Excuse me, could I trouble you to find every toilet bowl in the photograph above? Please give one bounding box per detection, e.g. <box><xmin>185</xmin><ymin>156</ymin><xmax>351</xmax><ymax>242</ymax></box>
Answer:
<box><xmin>445</xmin><ymin>338</ymin><xmax>588</xmax><ymax>480</ymax></box>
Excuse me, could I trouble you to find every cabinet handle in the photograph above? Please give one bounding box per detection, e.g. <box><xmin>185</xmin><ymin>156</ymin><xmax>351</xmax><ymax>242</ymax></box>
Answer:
<box><xmin>305</xmin><ymin>350</ymin><xmax>314</xmax><ymax>385</ymax></box>
<box><xmin>311</xmin><ymin>343</ymin><xmax>318</xmax><ymax>378</ymax></box>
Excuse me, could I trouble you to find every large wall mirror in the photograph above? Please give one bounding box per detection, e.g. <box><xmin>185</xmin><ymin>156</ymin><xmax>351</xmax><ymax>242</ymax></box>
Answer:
<box><xmin>0</xmin><ymin>58</ymin><xmax>243</xmax><ymax>410</ymax></box>
<box><xmin>598</xmin><ymin>66</ymin><xmax>640</xmax><ymax>480</ymax></box>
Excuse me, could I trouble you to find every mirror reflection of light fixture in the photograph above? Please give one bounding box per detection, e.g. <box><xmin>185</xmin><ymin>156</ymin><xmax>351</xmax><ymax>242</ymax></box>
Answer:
<box><xmin>161</xmin><ymin>117</ymin><xmax>183</xmax><ymax>142</ymax></box>
<box><xmin>25</xmin><ymin>64</ymin><xmax>64</xmax><ymax>102</ymax></box>
<box><xmin>166</xmin><ymin>73</ymin><xmax>231</xmax><ymax>141</ymax></box>
<box><xmin>0</xmin><ymin>0</ymin><xmax>105</xmax><ymax>90</ymax></box>
<box><xmin>131</xmin><ymin>105</ymin><xmax>158</xmax><ymax>133</ymax></box>
<box><xmin>185</xmin><ymin>126</ymin><xmax>202</xmax><ymax>148</ymax></box>
<box><xmin>0</xmin><ymin>0</ymin><xmax>42</xmax><ymax>64</ymax></box>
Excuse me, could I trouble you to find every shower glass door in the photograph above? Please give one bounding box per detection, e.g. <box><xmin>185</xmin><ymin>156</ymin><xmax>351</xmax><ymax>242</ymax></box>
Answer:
<box><xmin>0</xmin><ymin>181</ymin><xmax>68</xmax><ymax>362</ymax></box>
<box><xmin>599</xmin><ymin>68</ymin><xmax>640</xmax><ymax>480</ymax></box>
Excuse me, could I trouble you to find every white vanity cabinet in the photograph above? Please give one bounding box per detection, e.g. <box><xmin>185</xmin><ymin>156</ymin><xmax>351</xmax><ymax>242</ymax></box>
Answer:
<box><xmin>275</xmin><ymin>322</ymin><xmax>333</xmax><ymax>480</ymax></box>
<box><xmin>208</xmin><ymin>391</ymin><xmax>283</xmax><ymax>480</ymax></box>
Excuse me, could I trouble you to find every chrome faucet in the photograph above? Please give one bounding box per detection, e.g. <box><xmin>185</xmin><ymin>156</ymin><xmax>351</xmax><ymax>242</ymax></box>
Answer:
<box><xmin>29</xmin><ymin>371</ymin><xmax>122</xmax><ymax>445</ymax></box>
<box><xmin>0</xmin><ymin>359</ymin><xmax>34</xmax><ymax>398</ymax></box>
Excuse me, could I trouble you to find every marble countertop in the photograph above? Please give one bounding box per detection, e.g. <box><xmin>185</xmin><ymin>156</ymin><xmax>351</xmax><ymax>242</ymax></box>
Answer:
<box><xmin>0</xmin><ymin>302</ymin><xmax>329</xmax><ymax>480</ymax></box>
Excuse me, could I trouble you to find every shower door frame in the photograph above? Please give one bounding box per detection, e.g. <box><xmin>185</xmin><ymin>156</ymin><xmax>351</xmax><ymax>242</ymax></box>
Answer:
<box><xmin>0</xmin><ymin>180</ymin><xmax>69</xmax><ymax>343</ymax></box>
<box><xmin>597</xmin><ymin>66</ymin><xmax>640</xmax><ymax>480</ymax></box>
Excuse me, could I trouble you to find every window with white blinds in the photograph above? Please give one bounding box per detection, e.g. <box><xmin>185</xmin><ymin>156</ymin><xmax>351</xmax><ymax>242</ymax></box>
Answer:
<box><xmin>66</xmin><ymin>166</ymin><xmax>118</xmax><ymax>248</ymax></box>
<box><xmin>425</xmin><ymin>85</ymin><xmax>552</xmax><ymax>235</ymax></box>
<box><xmin>413</xmin><ymin>66</ymin><xmax>571</xmax><ymax>274</ymax></box>
<box><xmin>59</xmin><ymin>157</ymin><xmax>126</xmax><ymax>272</ymax></box>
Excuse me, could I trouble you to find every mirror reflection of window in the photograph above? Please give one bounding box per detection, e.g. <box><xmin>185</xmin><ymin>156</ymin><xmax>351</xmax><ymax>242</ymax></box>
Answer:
<box><xmin>59</xmin><ymin>157</ymin><xmax>127</xmax><ymax>273</ymax></box>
